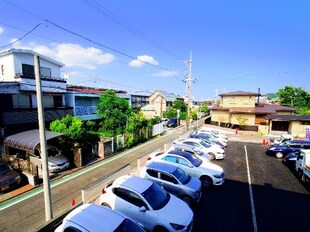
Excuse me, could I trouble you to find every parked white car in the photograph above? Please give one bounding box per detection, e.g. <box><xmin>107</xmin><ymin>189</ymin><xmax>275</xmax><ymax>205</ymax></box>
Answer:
<box><xmin>140</xmin><ymin>161</ymin><xmax>202</xmax><ymax>206</ymax></box>
<box><xmin>100</xmin><ymin>175</ymin><xmax>194</xmax><ymax>232</ymax></box>
<box><xmin>174</xmin><ymin>138</ymin><xmax>225</xmax><ymax>160</ymax></box>
<box><xmin>55</xmin><ymin>203</ymin><xmax>145</xmax><ymax>232</ymax></box>
<box><xmin>147</xmin><ymin>150</ymin><xmax>225</xmax><ymax>187</ymax></box>
<box><xmin>169</xmin><ymin>143</ymin><xmax>212</xmax><ymax>161</ymax></box>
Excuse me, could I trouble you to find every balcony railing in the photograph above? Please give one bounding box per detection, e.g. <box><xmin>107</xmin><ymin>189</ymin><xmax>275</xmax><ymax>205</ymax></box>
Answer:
<box><xmin>75</xmin><ymin>106</ymin><xmax>98</xmax><ymax>116</ymax></box>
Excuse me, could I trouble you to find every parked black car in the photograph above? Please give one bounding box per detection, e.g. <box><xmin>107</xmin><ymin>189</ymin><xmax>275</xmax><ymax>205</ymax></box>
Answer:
<box><xmin>0</xmin><ymin>161</ymin><xmax>21</xmax><ymax>193</ymax></box>
<box><xmin>265</xmin><ymin>140</ymin><xmax>310</xmax><ymax>159</ymax></box>
<box><xmin>167</xmin><ymin>118</ymin><xmax>178</xmax><ymax>128</ymax></box>
<box><xmin>282</xmin><ymin>151</ymin><xmax>298</xmax><ymax>168</ymax></box>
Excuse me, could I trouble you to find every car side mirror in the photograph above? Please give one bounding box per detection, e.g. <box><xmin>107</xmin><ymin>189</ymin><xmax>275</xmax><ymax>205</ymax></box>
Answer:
<box><xmin>139</xmin><ymin>206</ymin><xmax>147</xmax><ymax>212</ymax></box>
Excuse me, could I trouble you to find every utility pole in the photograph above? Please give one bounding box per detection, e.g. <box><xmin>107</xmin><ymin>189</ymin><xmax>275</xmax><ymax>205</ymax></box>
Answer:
<box><xmin>34</xmin><ymin>55</ymin><xmax>53</xmax><ymax>221</ymax></box>
<box><xmin>183</xmin><ymin>52</ymin><xmax>193</xmax><ymax>131</ymax></box>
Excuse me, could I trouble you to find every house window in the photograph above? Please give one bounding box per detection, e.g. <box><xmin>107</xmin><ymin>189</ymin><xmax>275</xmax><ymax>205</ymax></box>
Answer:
<box><xmin>43</xmin><ymin>95</ymin><xmax>53</xmax><ymax>107</ymax></box>
<box><xmin>1</xmin><ymin>65</ymin><xmax>4</xmax><ymax>75</ymax></box>
<box><xmin>301</xmin><ymin>121</ymin><xmax>310</xmax><ymax>125</ymax></box>
<box><xmin>40</xmin><ymin>67</ymin><xmax>51</xmax><ymax>77</ymax></box>
<box><xmin>22</xmin><ymin>64</ymin><xmax>51</xmax><ymax>77</ymax></box>
<box><xmin>12</xmin><ymin>95</ymin><xmax>31</xmax><ymax>108</ymax></box>
<box><xmin>22</xmin><ymin>64</ymin><xmax>35</xmax><ymax>77</ymax></box>
<box><xmin>53</xmin><ymin>96</ymin><xmax>63</xmax><ymax>107</ymax></box>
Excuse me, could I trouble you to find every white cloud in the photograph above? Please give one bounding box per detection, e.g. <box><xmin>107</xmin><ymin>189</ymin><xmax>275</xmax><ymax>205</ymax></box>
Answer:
<box><xmin>0</xmin><ymin>26</ymin><xmax>4</xmax><ymax>34</ymax></box>
<box><xmin>129</xmin><ymin>55</ymin><xmax>159</xmax><ymax>67</ymax></box>
<box><xmin>152</xmin><ymin>70</ymin><xmax>178</xmax><ymax>77</ymax></box>
<box><xmin>11</xmin><ymin>41</ymin><xmax>115</xmax><ymax>69</ymax></box>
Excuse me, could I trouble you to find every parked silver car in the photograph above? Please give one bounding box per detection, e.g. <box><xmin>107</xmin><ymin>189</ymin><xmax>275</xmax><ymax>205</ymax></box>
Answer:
<box><xmin>140</xmin><ymin>161</ymin><xmax>202</xmax><ymax>206</ymax></box>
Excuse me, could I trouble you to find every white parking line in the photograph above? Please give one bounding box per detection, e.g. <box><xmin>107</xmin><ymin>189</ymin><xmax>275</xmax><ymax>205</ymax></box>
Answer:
<box><xmin>244</xmin><ymin>145</ymin><xmax>258</xmax><ymax>232</ymax></box>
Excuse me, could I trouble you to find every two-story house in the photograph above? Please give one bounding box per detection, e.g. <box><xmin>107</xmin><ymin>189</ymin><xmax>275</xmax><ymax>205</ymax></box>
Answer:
<box><xmin>210</xmin><ymin>91</ymin><xmax>303</xmax><ymax>135</ymax></box>
<box><xmin>0</xmin><ymin>48</ymin><xmax>73</xmax><ymax>137</ymax></box>
<box><xmin>66</xmin><ymin>84</ymin><xmax>131</xmax><ymax>121</ymax></box>
<box><xmin>147</xmin><ymin>90</ymin><xmax>183</xmax><ymax>118</ymax></box>
<box><xmin>130</xmin><ymin>91</ymin><xmax>151</xmax><ymax>109</ymax></box>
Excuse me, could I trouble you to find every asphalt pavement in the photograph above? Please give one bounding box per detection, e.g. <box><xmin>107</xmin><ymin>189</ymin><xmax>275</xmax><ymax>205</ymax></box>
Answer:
<box><xmin>1</xmin><ymin>122</ymin><xmax>301</xmax><ymax>232</ymax></box>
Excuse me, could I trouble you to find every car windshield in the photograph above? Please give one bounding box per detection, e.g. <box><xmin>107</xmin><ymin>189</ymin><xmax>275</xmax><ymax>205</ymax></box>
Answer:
<box><xmin>172</xmin><ymin>167</ymin><xmax>191</xmax><ymax>184</ymax></box>
<box><xmin>186</xmin><ymin>154</ymin><xmax>203</xmax><ymax>167</ymax></box>
<box><xmin>141</xmin><ymin>183</ymin><xmax>170</xmax><ymax>210</ymax></box>
<box><xmin>47</xmin><ymin>148</ymin><xmax>59</xmax><ymax>157</ymax></box>
<box><xmin>0</xmin><ymin>163</ymin><xmax>12</xmax><ymax>175</ymax></box>
<box><xmin>114</xmin><ymin>218</ymin><xmax>145</xmax><ymax>232</ymax></box>
<box><xmin>193</xmin><ymin>148</ymin><xmax>204</xmax><ymax>156</ymax></box>
<box><xmin>199</xmin><ymin>140</ymin><xmax>211</xmax><ymax>148</ymax></box>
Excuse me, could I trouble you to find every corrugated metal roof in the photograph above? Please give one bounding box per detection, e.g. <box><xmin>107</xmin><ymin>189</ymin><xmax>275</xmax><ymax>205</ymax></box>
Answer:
<box><xmin>4</xmin><ymin>129</ymin><xmax>64</xmax><ymax>153</ymax></box>
<box><xmin>20</xmin><ymin>84</ymin><xmax>67</xmax><ymax>93</ymax></box>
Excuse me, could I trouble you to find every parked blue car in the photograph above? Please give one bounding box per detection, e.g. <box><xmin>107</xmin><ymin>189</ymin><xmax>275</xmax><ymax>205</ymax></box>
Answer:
<box><xmin>265</xmin><ymin>140</ymin><xmax>310</xmax><ymax>159</ymax></box>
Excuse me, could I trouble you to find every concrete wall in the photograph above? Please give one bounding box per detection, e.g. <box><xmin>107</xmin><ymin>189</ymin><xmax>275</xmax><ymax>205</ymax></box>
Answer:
<box><xmin>231</xmin><ymin>113</ymin><xmax>256</xmax><ymax>126</ymax></box>
<box><xmin>221</xmin><ymin>95</ymin><xmax>255</xmax><ymax>108</ymax></box>
<box><xmin>211</xmin><ymin>110</ymin><xmax>230</xmax><ymax>123</ymax></box>
<box><xmin>289</xmin><ymin>121</ymin><xmax>308</xmax><ymax>138</ymax></box>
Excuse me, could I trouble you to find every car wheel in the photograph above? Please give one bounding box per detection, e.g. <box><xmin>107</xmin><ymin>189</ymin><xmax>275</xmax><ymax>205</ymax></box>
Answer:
<box><xmin>200</xmin><ymin>176</ymin><xmax>213</xmax><ymax>187</ymax></box>
<box><xmin>153</xmin><ymin>226</ymin><xmax>169</xmax><ymax>232</ymax></box>
<box><xmin>181</xmin><ymin>195</ymin><xmax>193</xmax><ymax>206</ymax></box>
<box><xmin>101</xmin><ymin>202</ymin><xmax>111</xmax><ymax>208</ymax></box>
<box><xmin>275</xmin><ymin>152</ymin><xmax>284</xmax><ymax>159</ymax></box>
<box><xmin>209</xmin><ymin>153</ymin><xmax>216</xmax><ymax>160</ymax></box>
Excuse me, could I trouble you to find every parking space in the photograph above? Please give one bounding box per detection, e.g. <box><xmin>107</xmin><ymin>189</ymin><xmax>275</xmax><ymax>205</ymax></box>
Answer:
<box><xmin>193</xmin><ymin>141</ymin><xmax>310</xmax><ymax>232</ymax></box>
<box><xmin>1</xmin><ymin>129</ymin><xmax>310</xmax><ymax>232</ymax></box>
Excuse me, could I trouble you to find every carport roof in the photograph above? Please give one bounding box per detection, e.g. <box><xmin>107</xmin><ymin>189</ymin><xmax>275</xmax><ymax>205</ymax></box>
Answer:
<box><xmin>4</xmin><ymin>129</ymin><xmax>64</xmax><ymax>153</ymax></box>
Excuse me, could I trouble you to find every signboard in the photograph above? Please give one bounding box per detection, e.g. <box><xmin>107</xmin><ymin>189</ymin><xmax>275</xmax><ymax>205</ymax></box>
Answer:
<box><xmin>306</xmin><ymin>126</ymin><xmax>310</xmax><ymax>140</ymax></box>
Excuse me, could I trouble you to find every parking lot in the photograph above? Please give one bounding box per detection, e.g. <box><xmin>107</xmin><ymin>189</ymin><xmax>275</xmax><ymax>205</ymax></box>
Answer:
<box><xmin>192</xmin><ymin>141</ymin><xmax>310</xmax><ymax>232</ymax></box>
<box><xmin>1</xmin><ymin>129</ymin><xmax>310</xmax><ymax>232</ymax></box>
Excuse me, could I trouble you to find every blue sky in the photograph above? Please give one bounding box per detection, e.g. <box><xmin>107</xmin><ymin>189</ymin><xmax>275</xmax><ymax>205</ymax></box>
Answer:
<box><xmin>1</xmin><ymin>0</ymin><xmax>310</xmax><ymax>100</ymax></box>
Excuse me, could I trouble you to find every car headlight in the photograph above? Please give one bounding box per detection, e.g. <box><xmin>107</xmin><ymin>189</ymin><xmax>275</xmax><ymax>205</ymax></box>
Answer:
<box><xmin>49</xmin><ymin>163</ymin><xmax>57</xmax><ymax>167</ymax></box>
<box><xmin>15</xmin><ymin>176</ymin><xmax>21</xmax><ymax>181</ymax></box>
<box><xmin>269</xmin><ymin>147</ymin><xmax>275</xmax><ymax>151</ymax></box>
<box><xmin>170</xmin><ymin>223</ymin><xmax>185</xmax><ymax>230</ymax></box>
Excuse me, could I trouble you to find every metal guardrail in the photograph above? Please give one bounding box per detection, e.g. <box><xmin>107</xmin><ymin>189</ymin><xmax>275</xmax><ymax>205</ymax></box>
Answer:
<box><xmin>81</xmin><ymin>164</ymin><xmax>131</xmax><ymax>204</ymax></box>
<box><xmin>37</xmin><ymin>164</ymin><xmax>131</xmax><ymax>232</ymax></box>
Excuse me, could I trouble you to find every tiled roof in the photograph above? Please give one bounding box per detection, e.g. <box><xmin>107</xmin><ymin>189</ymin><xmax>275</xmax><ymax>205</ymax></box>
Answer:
<box><xmin>211</xmin><ymin>104</ymin><xmax>296</xmax><ymax>114</ymax></box>
<box><xmin>265</xmin><ymin>114</ymin><xmax>310</xmax><ymax>121</ymax></box>
<box><xmin>219</xmin><ymin>91</ymin><xmax>261</xmax><ymax>97</ymax></box>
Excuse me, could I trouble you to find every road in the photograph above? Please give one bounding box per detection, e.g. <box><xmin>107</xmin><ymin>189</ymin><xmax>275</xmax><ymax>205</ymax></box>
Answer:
<box><xmin>0</xmin><ymin>123</ymin><xmax>192</xmax><ymax>232</ymax></box>
<box><xmin>0</xmin><ymin>123</ymin><xmax>309</xmax><ymax>232</ymax></box>
<box><xmin>193</xmin><ymin>141</ymin><xmax>310</xmax><ymax>232</ymax></box>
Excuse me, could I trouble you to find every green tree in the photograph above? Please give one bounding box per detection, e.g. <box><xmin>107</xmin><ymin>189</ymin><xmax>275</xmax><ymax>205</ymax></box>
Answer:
<box><xmin>199</xmin><ymin>103</ymin><xmax>209</xmax><ymax>113</ymax></box>
<box><xmin>50</xmin><ymin>115</ymin><xmax>85</xmax><ymax>141</ymax></box>
<box><xmin>126</xmin><ymin>111</ymin><xmax>148</xmax><ymax>133</ymax></box>
<box><xmin>97</xmin><ymin>90</ymin><xmax>132</xmax><ymax>136</ymax></box>
<box><xmin>173</xmin><ymin>99</ymin><xmax>187</xmax><ymax>112</ymax></box>
<box><xmin>277</xmin><ymin>86</ymin><xmax>310</xmax><ymax>115</ymax></box>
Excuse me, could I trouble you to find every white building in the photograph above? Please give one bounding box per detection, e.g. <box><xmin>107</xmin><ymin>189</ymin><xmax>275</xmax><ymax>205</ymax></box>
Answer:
<box><xmin>0</xmin><ymin>49</ymin><xmax>72</xmax><ymax>136</ymax></box>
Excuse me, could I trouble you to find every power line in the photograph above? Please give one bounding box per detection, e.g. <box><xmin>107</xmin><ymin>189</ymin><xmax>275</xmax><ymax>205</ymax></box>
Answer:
<box><xmin>1</xmin><ymin>0</ymin><xmax>44</xmax><ymax>20</ymax></box>
<box><xmin>80</xmin><ymin>0</ymin><xmax>184</xmax><ymax>61</ymax></box>
<box><xmin>1</xmin><ymin>0</ymin><xmax>182</xmax><ymax>81</ymax></box>
<box><xmin>0</xmin><ymin>20</ymin><xmax>45</xmax><ymax>49</ymax></box>
<box><xmin>45</xmin><ymin>20</ymin><xmax>182</xmax><ymax>80</ymax></box>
